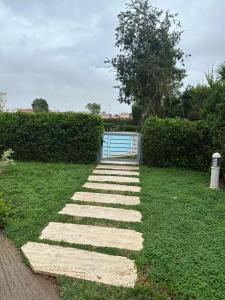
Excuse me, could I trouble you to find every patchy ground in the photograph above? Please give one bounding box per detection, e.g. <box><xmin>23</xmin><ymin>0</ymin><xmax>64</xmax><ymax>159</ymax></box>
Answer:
<box><xmin>0</xmin><ymin>232</ymin><xmax>59</xmax><ymax>300</ymax></box>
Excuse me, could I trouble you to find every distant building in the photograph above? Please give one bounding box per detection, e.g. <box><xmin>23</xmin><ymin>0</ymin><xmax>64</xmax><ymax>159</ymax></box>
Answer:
<box><xmin>102</xmin><ymin>111</ymin><xmax>132</xmax><ymax>120</ymax></box>
<box><xmin>119</xmin><ymin>112</ymin><xmax>132</xmax><ymax>119</ymax></box>
<box><xmin>102</xmin><ymin>112</ymin><xmax>113</xmax><ymax>119</ymax></box>
<box><xmin>0</xmin><ymin>92</ymin><xmax>7</xmax><ymax>111</ymax></box>
<box><xmin>18</xmin><ymin>108</ymin><xmax>33</xmax><ymax>113</ymax></box>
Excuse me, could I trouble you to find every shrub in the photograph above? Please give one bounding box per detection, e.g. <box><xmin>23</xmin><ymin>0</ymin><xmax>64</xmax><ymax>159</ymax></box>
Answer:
<box><xmin>142</xmin><ymin>117</ymin><xmax>212</xmax><ymax>170</ymax></box>
<box><xmin>0</xmin><ymin>194</ymin><xmax>10</xmax><ymax>228</ymax></box>
<box><xmin>211</xmin><ymin>124</ymin><xmax>225</xmax><ymax>174</ymax></box>
<box><xmin>0</xmin><ymin>149</ymin><xmax>15</xmax><ymax>173</ymax></box>
<box><xmin>0</xmin><ymin>112</ymin><xmax>103</xmax><ymax>163</ymax></box>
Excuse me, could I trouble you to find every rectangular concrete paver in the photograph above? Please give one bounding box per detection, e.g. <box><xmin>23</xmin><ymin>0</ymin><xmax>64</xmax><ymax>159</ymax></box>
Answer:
<box><xmin>100</xmin><ymin>160</ymin><xmax>139</xmax><ymax>165</ymax></box>
<box><xmin>93</xmin><ymin>170</ymin><xmax>140</xmax><ymax>176</ymax></box>
<box><xmin>40</xmin><ymin>222</ymin><xmax>143</xmax><ymax>251</ymax></box>
<box><xmin>83</xmin><ymin>182</ymin><xmax>141</xmax><ymax>193</ymax></box>
<box><xmin>88</xmin><ymin>175</ymin><xmax>140</xmax><ymax>184</ymax></box>
<box><xmin>72</xmin><ymin>192</ymin><xmax>140</xmax><ymax>205</ymax></box>
<box><xmin>96</xmin><ymin>165</ymin><xmax>139</xmax><ymax>171</ymax></box>
<box><xmin>21</xmin><ymin>242</ymin><xmax>137</xmax><ymax>287</ymax></box>
<box><xmin>59</xmin><ymin>204</ymin><xmax>142</xmax><ymax>222</ymax></box>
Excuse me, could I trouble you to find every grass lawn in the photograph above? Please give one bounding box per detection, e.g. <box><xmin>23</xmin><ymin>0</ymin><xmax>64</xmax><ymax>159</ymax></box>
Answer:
<box><xmin>0</xmin><ymin>162</ymin><xmax>225</xmax><ymax>299</ymax></box>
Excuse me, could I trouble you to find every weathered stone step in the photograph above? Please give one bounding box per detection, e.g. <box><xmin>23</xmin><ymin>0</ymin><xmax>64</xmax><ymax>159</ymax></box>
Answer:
<box><xmin>21</xmin><ymin>242</ymin><xmax>137</xmax><ymax>287</ymax></box>
<box><xmin>96</xmin><ymin>165</ymin><xmax>139</xmax><ymax>171</ymax></box>
<box><xmin>100</xmin><ymin>160</ymin><xmax>139</xmax><ymax>165</ymax></box>
<box><xmin>93</xmin><ymin>170</ymin><xmax>140</xmax><ymax>176</ymax></box>
<box><xmin>40</xmin><ymin>222</ymin><xmax>143</xmax><ymax>251</ymax></box>
<box><xmin>83</xmin><ymin>182</ymin><xmax>141</xmax><ymax>193</ymax></box>
<box><xmin>59</xmin><ymin>204</ymin><xmax>142</xmax><ymax>222</ymax></box>
<box><xmin>72</xmin><ymin>192</ymin><xmax>140</xmax><ymax>206</ymax></box>
<box><xmin>88</xmin><ymin>175</ymin><xmax>140</xmax><ymax>184</ymax></box>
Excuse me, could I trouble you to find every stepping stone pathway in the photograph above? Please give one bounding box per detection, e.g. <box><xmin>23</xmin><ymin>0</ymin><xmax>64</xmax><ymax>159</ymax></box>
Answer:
<box><xmin>96</xmin><ymin>164</ymin><xmax>139</xmax><ymax>171</ymax></box>
<box><xmin>59</xmin><ymin>204</ymin><xmax>142</xmax><ymax>222</ymax></box>
<box><xmin>22</xmin><ymin>161</ymin><xmax>143</xmax><ymax>288</ymax></box>
<box><xmin>93</xmin><ymin>169</ymin><xmax>140</xmax><ymax>176</ymax></box>
<box><xmin>83</xmin><ymin>182</ymin><xmax>141</xmax><ymax>193</ymax></box>
<box><xmin>100</xmin><ymin>160</ymin><xmax>139</xmax><ymax>165</ymax></box>
<box><xmin>72</xmin><ymin>192</ymin><xmax>140</xmax><ymax>205</ymax></box>
<box><xmin>40</xmin><ymin>222</ymin><xmax>143</xmax><ymax>250</ymax></box>
<box><xmin>22</xmin><ymin>242</ymin><xmax>137</xmax><ymax>288</ymax></box>
<box><xmin>88</xmin><ymin>175</ymin><xmax>140</xmax><ymax>183</ymax></box>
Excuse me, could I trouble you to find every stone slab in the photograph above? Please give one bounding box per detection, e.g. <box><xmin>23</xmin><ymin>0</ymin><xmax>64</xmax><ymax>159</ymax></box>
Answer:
<box><xmin>21</xmin><ymin>242</ymin><xmax>137</xmax><ymax>288</ymax></box>
<box><xmin>96</xmin><ymin>165</ymin><xmax>139</xmax><ymax>171</ymax></box>
<box><xmin>93</xmin><ymin>170</ymin><xmax>140</xmax><ymax>176</ymax></box>
<box><xmin>59</xmin><ymin>204</ymin><xmax>142</xmax><ymax>222</ymax></box>
<box><xmin>83</xmin><ymin>182</ymin><xmax>141</xmax><ymax>193</ymax></box>
<box><xmin>88</xmin><ymin>175</ymin><xmax>140</xmax><ymax>184</ymax></box>
<box><xmin>40</xmin><ymin>222</ymin><xmax>143</xmax><ymax>251</ymax></box>
<box><xmin>72</xmin><ymin>192</ymin><xmax>140</xmax><ymax>206</ymax></box>
<box><xmin>100</xmin><ymin>160</ymin><xmax>139</xmax><ymax>165</ymax></box>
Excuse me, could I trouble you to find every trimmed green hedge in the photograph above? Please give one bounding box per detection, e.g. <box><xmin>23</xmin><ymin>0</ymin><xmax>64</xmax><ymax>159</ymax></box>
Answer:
<box><xmin>0</xmin><ymin>112</ymin><xmax>103</xmax><ymax>163</ymax></box>
<box><xmin>142</xmin><ymin>117</ymin><xmax>212</xmax><ymax>170</ymax></box>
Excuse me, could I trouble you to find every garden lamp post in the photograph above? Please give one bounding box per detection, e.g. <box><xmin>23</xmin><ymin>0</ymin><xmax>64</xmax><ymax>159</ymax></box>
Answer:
<box><xmin>210</xmin><ymin>152</ymin><xmax>221</xmax><ymax>189</ymax></box>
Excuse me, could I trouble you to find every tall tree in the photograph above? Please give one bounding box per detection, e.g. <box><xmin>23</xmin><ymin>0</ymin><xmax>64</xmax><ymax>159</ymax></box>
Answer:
<box><xmin>132</xmin><ymin>102</ymin><xmax>142</xmax><ymax>124</ymax></box>
<box><xmin>180</xmin><ymin>85</ymin><xmax>209</xmax><ymax>120</ymax></box>
<box><xmin>106</xmin><ymin>0</ymin><xmax>187</xmax><ymax>117</ymax></box>
<box><xmin>203</xmin><ymin>64</ymin><xmax>225</xmax><ymax>123</ymax></box>
<box><xmin>32</xmin><ymin>98</ymin><xmax>49</xmax><ymax>112</ymax></box>
<box><xmin>85</xmin><ymin>102</ymin><xmax>101</xmax><ymax>115</ymax></box>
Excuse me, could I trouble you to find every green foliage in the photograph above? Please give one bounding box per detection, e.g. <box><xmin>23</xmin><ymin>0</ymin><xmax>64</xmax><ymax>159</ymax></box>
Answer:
<box><xmin>203</xmin><ymin>74</ymin><xmax>225</xmax><ymax>124</ymax></box>
<box><xmin>106</xmin><ymin>0</ymin><xmax>186</xmax><ymax>117</ymax></box>
<box><xmin>180</xmin><ymin>84</ymin><xmax>209</xmax><ymax>120</ymax></box>
<box><xmin>0</xmin><ymin>193</ymin><xmax>10</xmax><ymax>228</ymax></box>
<box><xmin>86</xmin><ymin>102</ymin><xmax>101</xmax><ymax>115</ymax></box>
<box><xmin>201</xmin><ymin>64</ymin><xmax>225</xmax><ymax>174</ymax></box>
<box><xmin>104</xmin><ymin>118</ymin><xmax>139</xmax><ymax>132</ymax></box>
<box><xmin>0</xmin><ymin>112</ymin><xmax>103</xmax><ymax>163</ymax></box>
<box><xmin>142</xmin><ymin>117</ymin><xmax>211</xmax><ymax>170</ymax></box>
<box><xmin>32</xmin><ymin>98</ymin><xmax>49</xmax><ymax>112</ymax></box>
<box><xmin>0</xmin><ymin>149</ymin><xmax>15</xmax><ymax>173</ymax></box>
<box><xmin>132</xmin><ymin>103</ymin><xmax>142</xmax><ymax>125</ymax></box>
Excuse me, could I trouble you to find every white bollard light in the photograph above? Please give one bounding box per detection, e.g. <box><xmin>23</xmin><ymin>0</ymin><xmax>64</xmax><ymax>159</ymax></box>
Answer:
<box><xmin>210</xmin><ymin>152</ymin><xmax>221</xmax><ymax>189</ymax></box>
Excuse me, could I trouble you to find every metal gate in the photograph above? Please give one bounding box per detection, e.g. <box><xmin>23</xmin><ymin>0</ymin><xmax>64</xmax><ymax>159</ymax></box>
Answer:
<box><xmin>100</xmin><ymin>132</ymin><xmax>142</xmax><ymax>163</ymax></box>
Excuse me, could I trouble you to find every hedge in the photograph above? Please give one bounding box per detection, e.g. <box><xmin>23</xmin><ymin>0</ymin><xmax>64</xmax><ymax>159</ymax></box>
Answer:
<box><xmin>0</xmin><ymin>112</ymin><xmax>104</xmax><ymax>163</ymax></box>
<box><xmin>142</xmin><ymin>117</ymin><xmax>212</xmax><ymax>171</ymax></box>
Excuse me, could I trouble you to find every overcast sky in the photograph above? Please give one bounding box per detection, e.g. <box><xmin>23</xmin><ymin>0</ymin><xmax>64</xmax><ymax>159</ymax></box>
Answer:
<box><xmin>0</xmin><ymin>0</ymin><xmax>224</xmax><ymax>113</ymax></box>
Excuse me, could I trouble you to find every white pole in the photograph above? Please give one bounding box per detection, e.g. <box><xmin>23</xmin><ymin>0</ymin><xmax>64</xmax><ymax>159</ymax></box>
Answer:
<box><xmin>210</xmin><ymin>153</ymin><xmax>221</xmax><ymax>189</ymax></box>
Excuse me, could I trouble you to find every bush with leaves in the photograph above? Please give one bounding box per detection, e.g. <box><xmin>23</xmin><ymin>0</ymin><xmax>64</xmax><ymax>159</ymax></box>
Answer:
<box><xmin>0</xmin><ymin>194</ymin><xmax>10</xmax><ymax>228</ymax></box>
<box><xmin>142</xmin><ymin>117</ymin><xmax>212</xmax><ymax>170</ymax></box>
<box><xmin>0</xmin><ymin>112</ymin><xmax>103</xmax><ymax>163</ymax></box>
<box><xmin>0</xmin><ymin>149</ymin><xmax>15</xmax><ymax>173</ymax></box>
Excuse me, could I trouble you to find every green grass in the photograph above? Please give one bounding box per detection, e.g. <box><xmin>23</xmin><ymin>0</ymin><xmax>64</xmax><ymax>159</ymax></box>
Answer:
<box><xmin>0</xmin><ymin>162</ymin><xmax>225</xmax><ymax>299</ymax></box>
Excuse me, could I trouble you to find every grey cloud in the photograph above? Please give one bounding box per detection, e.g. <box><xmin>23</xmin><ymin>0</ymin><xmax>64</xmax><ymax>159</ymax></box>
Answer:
<box><xmin>0</xmin><ymin>0</ymin><xmax>224</xmax><ymax>112</ymax></box>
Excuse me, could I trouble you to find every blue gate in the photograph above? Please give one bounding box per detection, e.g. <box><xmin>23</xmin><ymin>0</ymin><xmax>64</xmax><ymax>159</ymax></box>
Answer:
<box><xmin>100</xmin><ymin>132</ymin><xmax>141</xmax><ymax>163</ymax></box>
